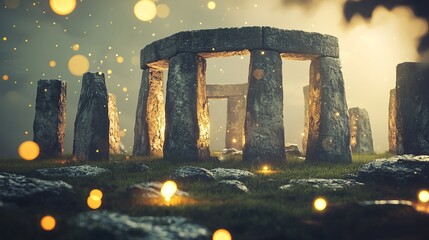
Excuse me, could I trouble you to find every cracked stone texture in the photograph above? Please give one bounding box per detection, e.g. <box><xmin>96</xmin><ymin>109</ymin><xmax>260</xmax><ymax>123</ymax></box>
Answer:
<box><xmin>33</xmin><ymin>79</ymin><xmax>67</xmax><ymax>159</ymax></box>
<box><xmin>73</xmin><ymin>72</ymin><xmax>109</xmax><ymax>161</ymax></box>
<box><xmin>164</xmin><ymin>53</ymin><xmax>210</xmax><ymax>162</ymax></box>
<box><xmin>141</xmin><ymin>27</ymin><xmax>339</xmax><ymax>69</ymax></box>
<box><xmin>216</xmin><ymin>180</ymin><xmax>249</xmax><ymax>193</ymax></box>
<box><xmin>396</xmin><ymin>62</ymin><xmax>429</xmax><ymax>155</ymax></box>
<box><xmin>279</xmin><ymin>178</ymin><xmax>363</xmax><ymax>191</ymax></box>
<box><xmin>128</xmin><ymin>182</ymin><xmax>189</xmax><ymax>199</ymax></box>
<box><xmin>243</xmin><ymin>50</ymin><xmax>286</xmax><ymax>163</ymax></box>
<box><xmin>108</xmin><ymin>93</ymin><xmax>121</xmax><ymax>154</ymax></box>
<box><xmin>37</xmin><ymin>165</ymin><xmax>109</xmax><ymax>177</ymax></box>
<box><xmin>73</xmin><ymin>211</ymin><xmax>209</xmax><ymax>240</ymax></box>
<box><xmin>388</xmin><ymin>89</ymin><xmax>398</xmax><ymax>153</ymax></box>
<box><xmin>172</xmin><ymin>166</ymin><xmax>215</xmax><ymax>182</ymax></box>
<box><xmin>357</xmin><ymin>155</ymin><xmax>429</xmax><ymax>186</ymax></box>
<box><xmin>306</xmin><ymin>57</ymin><xmax>351</xmax><ymax>163</ymax></box>
<box><xmin>0</xmin><ymin>172</ymin><xmax>72</xmax><ymax>200</ymax></box>
<box><xmin>210</xmin><ymin>168</ymin><xmax>255</xmax><ymax>180</ymax></box>
<box><xmin>302</xmin><ymin>85</ymin><xmax>309</xmax><ymax>155</ymax></box>
<box><xmin>349</xmin><ymin>107</ymin><xmax>374</xmax><ymax>154</ymax></box>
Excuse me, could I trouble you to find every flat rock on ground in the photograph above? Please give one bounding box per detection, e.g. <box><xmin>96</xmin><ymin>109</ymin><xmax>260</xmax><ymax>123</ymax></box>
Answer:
<box><xmin>279</xmin><ymin>178</ymin><xmax>364</xmax><ymax>191</ymax></box>
<box><xmin>37</xmin><ymin>165</ymin><xmax>109</xmax><ymax>177</ymax></box>
<box><xmin>210</xmin><ymin>168</ymin><xmax>255</xmax><ymax>180</ymax></box>
<box><xmin>172</xmin><ymin>166</ymin><xmax>215</xmax><ymax>182</ymax></box>
<box><xmin>216</xmin><ymin>180</ymin><xmax>249</xmax><ymax>193</ymax></box>
<box><xmin>128</xmin><ymin>182</ymin><xmax>189</xmax><ymax>199</ymax></box>
<box><xmin>73</xmin><ymin>211</ymin><xmax>209</xmax><ymax>240</ymax></box>
<box><xmin>218</xmin><ymin>148</ymin><xmax>242</xmax><ymax>161</ymax></box>
<box><xmin>357</xmin><ymin>155</ymin><xmax>429</xmax><ymax>186</ymax></box>
<box><xmin>0</xmin><ymin>172</ymin><xmax>72</xmax><ymax>201</ymax></box>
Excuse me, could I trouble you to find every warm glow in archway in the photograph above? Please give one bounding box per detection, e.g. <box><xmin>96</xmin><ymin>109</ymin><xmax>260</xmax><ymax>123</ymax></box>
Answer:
<box><xmin>134</xmin><ymin>0</ymin><xmax>157</xmax><ymax>22</ymax></box>
<box><xmin>49</xmin><ymin>0</ymin><xmax>76</xmax><ymax>16</ymax></box>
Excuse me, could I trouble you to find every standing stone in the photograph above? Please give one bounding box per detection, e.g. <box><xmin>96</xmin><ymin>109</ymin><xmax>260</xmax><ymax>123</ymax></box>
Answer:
<box><xmin>243</xmin><ymin>50</ymin><xmax>286</xmax><ymax>163</ymax></box>
<box><xmin>302</xmin><ymin>85</ymin><xmax>309</xmax><ymax>155</ymax></box>
<box><xmin>108</xmin><ymin>93</ymin><xmax>121</xmax><ymax>154</ymax></box>
<box><xmin>33</xmin><ymin>80</ymin><xmax>66</xmax><ymax>159</ymax></box>
<box><xmin>164</xmin><ymin>53</ymin><xmax>210</xmax><ymax>161</ymax></box>
<box><xmin>226</xmin><ymin>96</ymin><xmax>246</xmax><ymax>150</ymax></box>
<box><xmin>388</xmin><ymin>89</ymin><xmax>397</xmax><ymax>153</ymax></box>
<box><xmin>73</xmin><ymin>72</ymin><xmax>109</xmax><ymax>161</ymax></box>
<box><xmin>396</xmin><ymin>62</ymin><xmax>429</xmax><ymax>154</ymax></box>
<box><xmin>349</xmin><ymin>107</ymin><xmax>374</xmax><ymax>154</ymax></box>
<box><xmin>306</xmin><ymin>57</ymin><xmax>351</xmax><ymax>163</ymax></box>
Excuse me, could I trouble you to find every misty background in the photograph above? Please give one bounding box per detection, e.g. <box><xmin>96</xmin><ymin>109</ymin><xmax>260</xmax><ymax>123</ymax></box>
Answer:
<box><xmin>0</xmin><ymin>0</ymin><xmax>427</xmax><ymax>158</ymax></box>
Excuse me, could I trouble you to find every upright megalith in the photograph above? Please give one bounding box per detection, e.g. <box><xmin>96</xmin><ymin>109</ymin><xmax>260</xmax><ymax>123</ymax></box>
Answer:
<box><xmin>388</xmin><ymin>89</ymin><xmax>397</xmax><ymax>153</ymax></box>
<box><xmin>243</xmin><ymin>50</ymin><xmax>286</xmax><ymax>163</ymax></box>
<box><xmin>396</xmin><ymin>62</ymin><xmax>429</xmax><ymax>154</ymax></box>
<box><xmin>349</xmin><ymin>107</ymin><xmax>374</xmax><ymax>154</ymax></box>
<box><xmin>33</xmin><ymin>80</ymin><xmax>67</xmax><ymax>159</ymax></box>
<box><xmin>164</xmin><ymin>53</ymin><xmax>210</xmax><ymax>161</ymax></box>
<box><xmin>302</xmin><ymin>85</ymin><xmax>309</xmax><ymax>155</ymax></box>
<box><xmin>306</xmin><ymin>57</ymin><xmax>351</xmax><ymax>163</ymax></box>
<box><xmin>108</xmin><ymin>93</ymin><xmax>121</xmax><ymax>154</ymax></box>
<box><xmin>73</xmin><ymin>72</ymin><xmax>109</xmax><ymax>161</ymax></box>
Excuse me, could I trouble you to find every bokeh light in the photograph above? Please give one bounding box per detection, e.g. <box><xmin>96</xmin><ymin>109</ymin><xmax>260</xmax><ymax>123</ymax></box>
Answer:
<box><xmin>116</xmin><ymin>56</ymin><xmax>124</xmax><ymax>63</ymax></box>
<box><xmin>156</xmin><ymin>4</ymin><xmax>170</xmax><ymax>18</ymax></box>
<box><xmin>49</xmin><ymin>60</ymin><xmax>56</xmax><ymax>68</ymax></box>
<box><xmin>2</xmin><ymin>36</ymin><xmax>7</xmax><ymax>41</ymax></box>
<box><xmin>122</xmin><ymin>87</ymin><xmax>128</xmax><ymax>92</ymax></box>
<box><xmin>107</xmin><ymin>69</ymin><xmax>112</xmax><ymax>75</ymax></box>
<box><xmin>313</xmin><ymin>197</ymin><xmax>327</xmax><ymax>212</ymax></box>
<box><xmin>90</xmin><ymin>189</ymin><xmax>103</xmax><ymax>200</ymax></box>
<box><xmin>87</xmin><ymin>195</ymin><xmax>102</xmax><ymax>209</ymax></box>
<box><xmin>68</xmin><ymin>54</ymin><xmax>89</xmax><ymax>76</ymax></box>
<box><xmin>4</xmin><ymin>0</ymin><xmax>20</xmax><ymax>9</ymax></box>
<box><xmin>252</xmin><ymin>69</ymin><xmax>264</xmax><ymax>80</ymax></box>
<box><xmin>418</xmin><ymin>190</ymin><xmax>429</xmax><ymax>203</ymax></box>
<box><xmin>134</xmin><ymin>0</ymin><xmax>157</xmax><ymax>22</ymax></box>
<box><xmin>49</xmin><ymin>0</ymin><xmax>77</xmax><ymax>16</ymax></box>
<box><xmin>18</xmin><ymin>141</ymin><xmax>40</xmax><ymax>161</ymax></box>
<box><xmin>40</xmin><ymin>215</ymin><xmax>56</xmax><ymax>231</ymax></box>
<box><xmin>207</xmin><ymin>1</ymin><xmax>216</xmax><ymax>10</ymax></box>
<box><xmin>212</xmin><ymin>229</ymin><xmax>232</xmax><ymax>240</ymax></box>
<box><xmin>160</xmin><ymin>180</ymin><xmax>177</xmax><ymax>202</ymax></box>
<box><xmin>72</xmin><ymin>43</ymin><xmax>80</xmax><ymax>51</ymax></box>
<box><xmin>2</xmin><ymin>75</ymin><xmax>9</xmax><ymax>81</ymax></box>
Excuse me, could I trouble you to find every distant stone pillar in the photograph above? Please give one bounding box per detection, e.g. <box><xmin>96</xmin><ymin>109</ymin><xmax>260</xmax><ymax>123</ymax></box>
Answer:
<box><xmin>33</xmin><ymin>80</ymin><xmax>67</xmax><ymax>159</ymax></box>
<box><xmin>349</xmin><ymin>107</ymin><xmax>374</xmax><ymax>153</ymax></box>
<box><xmin>164</xmin><ymin>53</ymin><xmax>210</xmax><ymax>161</ymax></box>
<box><xmin>108</xmin><ymin>93</ymin><xmax>121</xmax><ymax>154</ymax></box>
<box><xmin>133</xmin><ymin>69</ymin><xmax>165</xmax><ymax>156</ymax></box>
<box><xmin>388</xmin><ymin>89</ymin><xmax>397</xmax><ymax>153</ymax></box>
<box><xmin>225</xmin><ymin>96</ymin><xmax>245</xmax><ymax>150</ymax></box>
<box><xmin>243</xmin><ymin>50</ymin><xmax>286</xmax><ymax>163</ymax></box>
<box><xmin>73</xmin><ymin>72</ymin><xmax>109</xmax><ymax>161</ymax></box>
<box><xmin>306</xmin><ymin>57</ymin><xmax>351</xmax><ymax>163</ymax></box>
<box><xmin>396</xmin><ymin>62</ymin><xmax>429</xmax><ymax>154</ymax></box>
<box><xmin>302</xmin><ymin>85</ymin><xmax>309</xmax><ymax>155</ymax></box>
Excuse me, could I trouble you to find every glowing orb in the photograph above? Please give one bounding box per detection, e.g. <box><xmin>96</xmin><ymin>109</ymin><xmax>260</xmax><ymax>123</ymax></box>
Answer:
<box><xmin>207</xmin><ymin>1</ymin><xmax>216</xmax><ymax>10</ymax></box>
<box><xmin>212</xmin><ymin>229</ymin><xmax>232</xmax><ymax>240</ymax></box>
<box><xmin>40</xmin><ymin>215</ymin><xmax>56</xmax><ymax>231</ymax></box>
<box><xmin>5</xmin><ymin>0</ymin><xmax>20</xmax><ymax>9</ymax></box>
<box><xmin>2</xmin><ymin>37</ymin><xmax>7</xmax><ymax>41</ymax></box>
<box><xmin>313</xmin><ymin>197</ymin><xmax>327</xmax><ymax>212</ymax></box>
<box><xmin>418</xmin><ymin>190</ymin><xmax>429</xmax><ymax>203</ymax></box>
<box><xmin>107</xmin><ymin>69</ymin><xmax>112</xmax><ymax>75</ymax></box>
<box><xmin>161</xmin><ymin>180</ymin><xmax>177</xmax><ymax>202</ymax></box>
<box><xmin>252</xmin><ymin>69</ymin><xmax>264</xmax><ymax>80</ymax></box>
<box><xmin>87</xmin><ymin>195</ymin><xmax>102</xmax><ymax>209</ymax></box>
<box><xmin>156</xmin><ymin>4</ymin><xmax>170</xmax><ymax>18</ymax></box>
<box><xmin>18</xmin><ymin>141</ymin><xmax>40</xmax><ymax>161</ymax></box>
<box><xmin>122</xmin><ymin>87</ymin><xmax>128</xmax><ymax>92</ymax></box>
<box><xmin>72</xmin><ymin>43</ymin><xmax>80</xmax><ymax>51</ymax></box>
<box><xmin>68</xmin><ymin>54</ymin><xmax>89</xmax><ymax>76</ymax></box>
<box><xmin>90</xmin><ymin>189</ymin><xmax>103</xmax><ymax>200</ymax></box>
<box><xmin>49</xmin><ymin>60</ymin><xmax>56</xmax><ymax>68</ymax></box>
<box><xmin>116</xmin><ymin>56</ymin><xmax>124</xmax><ymax>63</ymax></box>
<box><xmin>134</xmin><ymin>0</ymin><xmax>157</xmax><ymax>22</ymax></box>
<box><xmin>49</xmin><ymin>0</ymin><xmax>76</xmax><ymax>16</ymax></box>
<box><xmin>262</xmin><ymin>165</ymin><xmax>269</xmax><ymax>171</ymax></box>
<box><xmin>2</xmin><ymin>75</ymin><xmax>9</xmax><ymax>81</ymax></box>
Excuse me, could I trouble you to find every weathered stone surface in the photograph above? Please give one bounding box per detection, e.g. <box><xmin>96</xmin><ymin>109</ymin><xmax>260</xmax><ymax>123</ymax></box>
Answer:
<box><xmin>210</xmin><ymin>168</ymin><xmax>255</xmax><ymax>180</ymax></box>
<box><xmin>243</xmin><ymin>50</ymin><xmax>286</xmax><ymax>163</ymax></box>
<box><xmin>226</xmin><ymin>96</ymin><xmax>246</xmax><ymax>149</ymax></box>
<box><xmin>0</xmin><ymin>172</ymin><xmax>72</xmax><ymax>200</ymax></box>
<box><xmin>388</xmin><ymin>89</ymin><xmax>397</xmax><ymax>153</ymax></box>
<box><xmin>73</xmin><ymin>72</ymin><xmax>109</xmax><ymax>161</ymax></box>
<box><xmin>73</xmin><ymin>211</ymin><xmax>209</xmax><ymax>240</ymax></box>
<box><xmin>128</xmin><ymin>182</ymin><xmax>189</xmax><ymax>199</ymax></box>
<box><xmin>37</xmin><ymin>165</ymin><xmax>109</xmax><ymax>177</ymax></box>
<box><xmin>396</xmin><ymin>62</ymin><xmax>429</xmax><ymax>154</ymax></box>
<box><xmin>306</xmin><ymin>57</ymin><xmax>351</xmax><ymax>163</ymax></box>
<box><xmin>108</xmin><ymin>93</ymin><xmax>121</xmax><ymax>154</ymax></box>
<box><xmin>302</xmin><ymin>85</ymin><xmax>309</xmax><ymax>155</ymax></box>
<box><xmin>279</xmin><ymin>178</ymin><xmax>363</xmax><ymax>191</ymax></box>
<box><xmin>218</xmin><ymin>148</ymin><xmax>242</xmax><ymax>161</ymax></box>
<box><xmin>285</xmin><ymin>143</ymin><xmax>302</xmax><ymax>156</ymax></box>
<box><xmin>164</xmin><ymin>53</ymin><xmax>210</xmax><ymax>161</ymax></box>
<box><xmin>349</xmin><ymin>107</ymin><xmax>374</xmax><ymax>154</ymax></box>
<box><xmin>206</xmin><ymin>83</ymin><xmax>248</xmax><ymax>98</ymax></box>
<box><xmin>33</xmin><ymin>79</ymin><xmax>67</xmax><ymax>159</ymax></box>
<box><xmin>357</xmin><ymin>155</ymin><xmax>429</xmax><ymax>186</ymax></box>
<box><xmin>172</xmin><ymin>166</ymin><xmax>215</xmax><ymax>182</ymax></box>
<box><xmin>216</xmin><ymin>180</ymin><xmax>249</xmax><ymax>193</ymax></box>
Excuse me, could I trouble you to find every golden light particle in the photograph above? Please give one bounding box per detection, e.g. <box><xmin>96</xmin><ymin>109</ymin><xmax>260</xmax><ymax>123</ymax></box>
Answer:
<box><xmin>252</xmin><ymin>69</ymin><xmax>264</xmax><ymax>80</ymax></box>
<box><xmin>87</xmin><ymin>195</ymin><xmax>102</xmax><ymax>209</ymax></box>
<box><xmin>313</xmin><ymin>197</ymin><xmax>327</xmax><ymax>212</ymax></box>
<box><xmin>212</xmin><ymin>229</ymin><xmax>232</xmax><ymax>240</ymax></box>
<box><xmin>18</xmin><ymin>141</ymin><xmax>40</xmax><ymax>161</ymax></box>
<box><xmin>116</xmin><ymin>56</ymin><xmax>124</xmax><ymax>63</ymax></box>
<box><xmin>49</xmin><ymin>0</ymin><xmax>76</xmax><ymax>16</ymax></box>
<box><xmin>207</xmin><ymin>1</ymin><xmax>216</xmax><ymax>10</ymax></box>
<box><xmin>5</xmin><ymin>0</ymin><xmax>20</xmax><ymax>9</ymax></box>
<box><xmin>49</xmin><ymin>60</ymin><xmax>56</xmax><ymax>68</ymax></box>
<box><xmin>262</xmin><ymin>165</ymin><xmax>269</xmax><ymax>171</ymax></box>
<box><xmin>232</xmin><ymin>138</ymin><xmax>237</xmax><ymax>143</ymax></box>
<box><xmin>134</xmin><ymin>0</ymin><xmax>157</xmax><ymax>22</ymax></box>
<box><xmin>161</xmin><ymin>180</ymin><xmax>177</xmax><ymax>202</ymax></box>
<box><xmin>122</xmin><ymin>87</ymin><xmax>128</xmax><ymax>92</ymax></box>
<box><xmin>24</xmin><ymin>131</ymin><xmax>29</xmax><ymax>135</ymax></box>
<box><xmin>72</xmin><ymin>43</ymin><xmax>80</xmax><ymax>51</ymax></box>
<box><xmin>68</xmin><ymin>54</ymin><xmax>89</xmax><ymax>76</ymax></box>
<box><xmin>40</xmin><ymin>215</ymin><xmax>56</xmax><ymax>231</ymax></box>
<box><xmin>418</xmin><ymin>190</ymin><xmax>429</xmax><ymax>203</ymax></box>
<box><xmin>2</xmin><ymin>75</ymin><xmax>9</xmax><ymax>81</ymax></box>
<box><xmin>90</xmin><ymin>189</ymin><xmax>103</xmax><ymax>200</ymax></box>
<box><xmin>2</xmin><ymin>36</ymin><xmax>7</xmax><ymax>41</ymax></box>
<box><xmin>107</xmin><ymin>69</ymin><xmax>112</xmax><ymax>75</ymax></box>
<box><xmin>156</xmin><ymin>4</ymin><xmax>170</xmax><ymax>18</ymax></box>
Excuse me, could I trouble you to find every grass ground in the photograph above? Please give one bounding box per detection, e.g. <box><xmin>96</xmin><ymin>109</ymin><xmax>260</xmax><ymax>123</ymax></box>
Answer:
<box><xmin>1</xmin><ymin>153</ymin><xmax>429</xmax><ymax>240</ymax></box>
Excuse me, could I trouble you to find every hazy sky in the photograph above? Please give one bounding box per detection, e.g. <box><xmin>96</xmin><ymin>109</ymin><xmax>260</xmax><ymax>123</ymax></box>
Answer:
<box><xmin>0</xmin><ymin>0</ymin><xmax>427</xmax><ymax>158</ymax></box>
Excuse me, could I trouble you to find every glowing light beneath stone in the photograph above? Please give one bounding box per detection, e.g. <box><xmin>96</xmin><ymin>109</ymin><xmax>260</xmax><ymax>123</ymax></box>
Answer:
<box><xmin>87</xmin><ymin>195</ymin><xmax>102</xmax><ymax>209</ymax></box>
<box><xmin>68</xmin><ymin>54</ymin><xmax>89</xmax><ymax>76</ymax></box>
<box><xmin>2</xmin><ymin>75</ymin><xmax>9</xmax><ymax>81</ymax></box>
<box><xmin>161</xmin><ymin>180</ymin><xmax>177</xmax><ymax>202</ymax></box>
<box><xmin>40</xmin><ymin>215</ymin><xmax>56</xmax><ymax>231</ymax></box>
<box><xmin>72</xmin><ymin>43</ymin><xmax>80</xmax><ymax>51</ymax></box>
<box><xmin>49</xmin><ymin>60</ymin><xmax>56</xmax><ymax>68</ymax></box>
<box><xmin>418</xmin><ymin>190</ymin><xmax>429</xmax><ymax>203</ymax></box>
<box><xmin>49</xmin><ymin>0</ymin><xmax>76</xmax><ymax>16</ymax></box>
<box><xmin>117</xmin><ymin>56</ymin><xmax>124</xmax><ymax>63</ymax></box>
<box><xmin>134</xmin><ymin>0</ymin><xmax>157</xmax><ymax>22</ymax></box>
<box><xmin>18</xmin><ymin>141</ymin><xmax>40</xmax><ymax>161</ymax></box>
<box><xmin>90</xmin><ymin>189</ymin><xmax>103</xmax><ymax>200</ymax></box>
<box><xmin>313</xmin><ymin>197</ymin><xmax>327</xmax><ymax>212</ymax></box>
<box><xmin>5</xmin><ymin>0</ymin><xmax>20</xmax><ymax>9</ymax></box>
<box><xmin>207</xmin><ymin>1</ymin><xmax>216</xmax><ymax>10</ymax></box>
<box><xmin>212</xmin><ymin>229</ymin><xmax>232</xmax><ymax>240</ymax></box>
